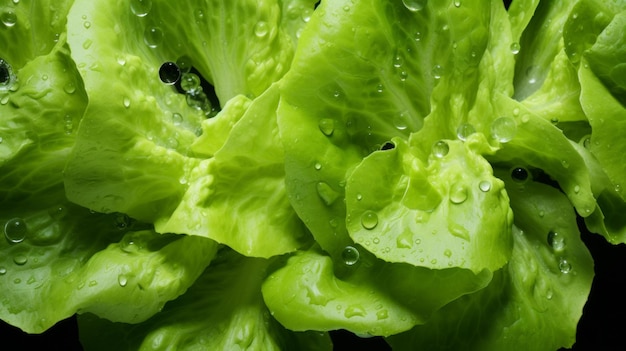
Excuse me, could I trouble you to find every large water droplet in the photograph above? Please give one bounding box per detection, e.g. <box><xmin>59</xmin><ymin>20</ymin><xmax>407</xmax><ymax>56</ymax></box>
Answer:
<box><xmin>318</xmin><ymin>118</ymin><xmax>335</xmax><ymax>136</ymax></box>
<box><xmin>547</xmin><ymin>231</ymin><xmax>565</xmax><ymax>251</ymax></box>
<box><xmin>130</xmin><ymin>0</ymin><xmax>152</xmax><ymax>17</ymax></box>
<box><xmin>63</xmin><ymin>82</ymin><xmax>76</xmax><ymax>94</ymax></box>
<box><xmin>432</xmin><ymin>140</ymin><xmax>449</xmax><ymax>158</ymax></box>
<box><xmin>1</xmin><ymin>10</ymin><xmax>17</xmax><ymax>27</ymax></box>
<box><xmin>159</xmin><ymin>62</ymin><xmax>181</xmax><ymax>85</ymax></box>
<box><xmin>144</xmin><ymin>26</ymin><xmax>163</xmax><ymax>48</ymax></box>
<box><xmin>402</xmin><ymin>0</ymin><xmax>426</xmax><ymax>12</ymax></box>
<box><xmin>0</xmin><ymin>59</ymin><xmax>13</xmax><ymax>87</ymax></box>
<box><xmin>13</xmin><ymin>253</ymin><xmax>28</xmax><ymax>265</ymax></box>
<box><xmin>341</xmin><ymin>245</ymin><xmax>360</xmax><ymax>266</ymax></box>
<box><xmin>361</xmin><ymin>211</ymin><xmax>378</xmax><ymax>230</ymax></box>
<box><xmin>491</xmin><ymin>116</ymin><xmax>517</xmax><ymax>143</ymax></box>
<box><xmin>456</xmin><ymin>123</ymin><xmax>476</xmax><ymax>141</ymax></box>
<box><xmin>4</xmin><ymin>218</ymin><xmax>27</xmax><ymax>243</ymax></box>
<box><xmin>510</xmin><ymin>166</ymin><xmax>529</xmax><ymax>183</ymax></box>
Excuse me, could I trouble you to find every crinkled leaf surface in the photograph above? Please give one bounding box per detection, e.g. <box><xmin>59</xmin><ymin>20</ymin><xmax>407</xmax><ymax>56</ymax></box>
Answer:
<box><xmin>386</xmin><ymin>173</ymin><xmax>593</xmax><ymax>351</ymax></box>
<box><xmin>262</xmin><ymin>246</ymin><xmax>492</xmax><ymax>337</ymax></box>
<box><xmin>77</xmin><ymin>248</ymin><xmax>332</xmax><ymax>351</ymax></box>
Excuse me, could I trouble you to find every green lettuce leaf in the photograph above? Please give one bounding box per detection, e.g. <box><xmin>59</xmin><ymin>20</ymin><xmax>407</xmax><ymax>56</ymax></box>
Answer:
<box><xmin>77</xmin><ymin>248</ymin><xmax>332</xmax><ymax>351</ymax></box>
<box><xmin>386</xmin><ymin>172</ymin><xmax>594</xmax><ymax>351</ymax></box>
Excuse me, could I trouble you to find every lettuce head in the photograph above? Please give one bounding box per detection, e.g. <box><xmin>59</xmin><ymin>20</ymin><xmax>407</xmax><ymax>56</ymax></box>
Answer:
<box><xmin>1</xmin><ymin>0</ymin><xmax>625</xmax><ymax>350</ymax></box>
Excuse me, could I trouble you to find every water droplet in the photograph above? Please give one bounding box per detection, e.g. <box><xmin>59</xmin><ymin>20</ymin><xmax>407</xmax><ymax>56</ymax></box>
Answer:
<box><xmin>88</xmin><ymin>280</ymin><xmax>98</xmax><ymax>287</ymax></box>
<box><xmin>0</xmin><ymin>266</ymin><xmax>6</xmax><ymax>275</ymax></box>
<box><xmin>444</xmin><ymin>249</ymin><xmax>452</xmax><ymax>257</ymax></box>
<box><xmin>180</xmin><ymin>72</ymin><xmax>201</xmax><ymax>93</ymax></box>
<box><xmin>361</xmin><ymin>211</ymin><xmax>378</xmax><ymax>230</ymax></box>
<box><xmin>456</xmin><ymin>123</ymin><xmax>476</xmax><ymax>141</ymax></box>
<box><xmin>116</xmin><ymin>55</ymin><xmax>127</xmax><ymax>66</ymax></box>
<box><xmin>402</xmin><ymin>0</ymin><xmax>426</xmax><ymax>12</ymax></box>
<box><xmin>254</xmin><ymin>21</ymin><xmax>268</xmax><ymax>37</ymax></box>
<box><xmin>194</xmin><ymin>9</ymin><xmax>204</xmax><ymax>22</ymax></box>
<box><xmin>318</xmin><ymin>118</ymin><xmax>335</xmax><ymax>136</ymax></box>
<box><xmin>431</xmin><ymin>64</ymin><xmax>443</xmax><ymax>79</ymax></box>
<box><xmin>342</xmin><ymin>246</ymin><xmax>360</xmax><ymax>266</ymax></box>
<box><xmin>123</xmin><ymin>97</ymin><xmax>131</xmax><ymax>108</ymax></box>
<box><xmin>144</xmin><ymin>26</ymin><xmax>163</xmax><ymax>48</ymax></box>
<box><xmin>130</xmin><ymin>0</ymin><xmax>152</xmax><ymax>17</ymax></box>
<box><xmin>159</xmin><ymin>62</ymin><xmax>181</xmax><ymax>85</ymax></box>
<box><xmin>432</xmin><ymin>140</ymin><xmax>449</xmax><ymax>158</ymax></box>
<box><xmin>547</xmin><ymin>231</ymin><xmax>565</xmax><ymax>251</ymax></box>
<box><xmin>393</xmin><ymin>113</ymin><xmax>408</xmax><ymax>130</ymax></box>
<box><xmin>356</xmin><ymin>193</ymin><xmax>363</xmax><ymax>201</ymax></box>
<box><xmin>13</xmin><ymin>253</ymin><xmax>28</xmax><ymax>265</ymax></box>
<box><xmin>316</xmin><ymin>182</ymin><xmax>339</xmax><ymax>206</ymax></box>
<box><xmin>414</xmin><ymin>31</ymin><xmax>422</xmax><ymax>42</ymax></box>
<box><xmin>449</xmin><ymin>183</ymin><xmax>468</xmax><ymax>204</ymax></box>
<box><xmin>399</xmin><ymin>70</ymin><xmax>408</xmax><ymax>81</ymax></box>
<box><xmin>546</xmin><ymin>289</ymin><xmax>554</xmax><ymax>300</ymax></box>
<box><xmin>573</xmin><ymin>185</ymin><xmax>580</xmax><ymax>193</ymax></box>
<box><xmin>118</xmin><ymin>274</ymin><xmax>128</xmax><ymax>287</ymax></box>
<box><xmin>1</xmin><ymin>10</ymin><xmax>17</xmax><ymax>27</ymax></box>
<box><xmin>314</xmin><ymin>162</ymin><xmax>322</xmax><ymax>170</ymax></box>
<box><xmin>114</xmin><ymin>213</ymin><xmax>131</xmax><ymax>230</ymax></box>
<box><xmin>511</xmin><ymin>167</ymin><xmax>529</xmax><ymax>182</ymax></box>
<box><xmin>558</xmin><ymin>258</ymin><xmax>572</xmax><ymax>274</ymax></box>
<box><xmin>454</xmin><ymin>0</ymin><xmax>461</xmax><ymax>7</ymax></box>
<box><xmin>4</xmin><ymin>218</ymin><xmax>27</xmax><ymax>243</ymax></box>
<box><xmin>478</xmin><ymin>180</ymin><xmax>491</xmax><ymax>192</ymax></box>
<box><xmin>396</xmin><ymin>234</ymin><xmax>412</xmax><ymax>249</ymax></box>
<box><xmin>63</xmin><ymin>82</ymin><xmax>76</xmax><ymax>94</ymax></box>
<box><xmin>375</xmin><ymin>83</ymin><xmax>384</xmax><ymax>93</ymax></box>
<box><xmin>172</xmin><ymin>113</ymin><xmax>183</xmax><ymax>126</ymax></box>
<box><xmin>83</xmin><ymin>21</ymin><xmax>91</xmax><ymax>29</ymax></box>
<box><xmin>491</xmin><ymin>116</ymin><xmax>517</xmax><ymax>143</ymax></box>
<box><xmin>510</xmin><ymin>42</ymin><xmax>520</xmax><ymax>54</ymax></box>
<box><xmin>393</xmin><ymin>54</ymin><xmax>404</xmax><ymax>68</ymax></box>
<box><xmin>301</xmin><ymin>9</ymin><xmax>312</xmax><ymax>22</ymax></box>
<box><xmin>344</xmin><ymin>305</ymin><xmax>366</xmax><ymax>318</ymax></box>
<box><xmin>581</xmin><ymin>135</ymin><xmax>591</xmax><ymax>149</ymax></box>
<box><xmin>13</xmin><ymin>278</ymin><xmax>21</xmax><ymax>284</ymax></box>
<box><xmin>82</xmin><ymin>39</ymin><xmax>93</xmax><ymax>50</ymax></box>
<box><xmin>376</xmin><ymin>309</ymin><xmax>388</xmax><ymax>320</ymax></box>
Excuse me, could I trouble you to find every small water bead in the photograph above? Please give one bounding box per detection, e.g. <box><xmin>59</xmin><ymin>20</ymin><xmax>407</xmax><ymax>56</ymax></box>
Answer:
<box><xmin>341</xmin><ymin>245</ymin><xmax>360</xmax><ymax>266</ymax></box>
<box><xmin>176</xmin><ymin>56</ymin><xmax>193</xmax><ymax>73</ymax></box>
<box><xmin>510</xmin><ymin>167</ymin><xmax>529</xmax><ymax>182</ymax></box>
<box><xmin>301</xmin><ymin>9</ymin><xmax>312</xmax><ymax>22</ymax></box>
<box><xmin>82</xmin><ymin>39</ymin><xmax>93</xmax><ymax>50</ymax></box>
<box><xmin>318</xmin><ymin>118</ymin><xmax>335</xmax><ymax>136</ymax></box>
<box><xmin>1</xmin><ymin>10</ymin><xmax>17</xmax><ymax>27</ymax></box>
<box><xmin>159</xmin><ymin>62</ymin><xmax>181</xmax><ymax>85</ymax></box>
<box><xmin>144</xmin><ymin>26</ymin><xmax>164</xmax><ymax>48</ymax></box>
<box><xmin>547</xmin><ymin>231</ymin><xmax>565</xmax><ymax>251</ymax></box>
<box><xmin>491</xmin><ymin>116</ymin><xmax>517</xmax><ymax>143</ymax></box>
<box><xmin>453</xmin><ymin>0</ymin><xmax>461</xmax><ymax>7</ymax></box>
<box><xmin>478</xmin><ymin>180</ymin><xmax>492</xmax><ymax>192</ymax></box>
<box><xmin>431</xmin><ymin>64</ymin><xmax>443</xmax><ymax>79</ymax></box>
<box><xmin>393</xmin><ymin>54</ymin><xmax>404</xmax><ymax>68</ymax></box>
<box><xmin>314</xmin><ymin>162</ymin><xmax>322</xmax><ymax>170</ymax></box>
<box><xmin>118</xmin><ymin>274</ymin><xmax>128</xmax><ymax>287</ymax></box>
<box><xmin>4</xmin><ymin>218</ymin><xmax>27</xmax><ymax>243</ymax></box>
<box><xmin>449</xmin><ymin>183</ymin><xmax>468</xmax><ymax>204</ymax></box>
<box><xmin>510</xmin><ymin>42</ymin><xmax>520</xmax><ymax>55</ymax></box>
<box><xmin>13</xmin><ymin>253</ymin><xmax>28</xmax><ymax>265</ymax></box>
<box><xmin>344</xmin><ymin>305</ymin><xmax>366</xmax><ymax>318</ymax></box>
<box><xmin>254</xmin><ymin>21</ymin><xmax>269</xmax><ymax>37</ymax></box>
<box><xmin>123</xmin><ymin>97</ymin><xmax>131</xmax><ymax>108</ymax></box>
<box><xmin>63</xmin><ymin>82</ymin><xmax>76</xmax><ymax>94</ymax></box>
<box><xmin>375</xmin><ymin>84</ymin><xmax>384</xmax><ymax>93</ymax></box>
<box><xmin>83</xmin><ymin>21</ymin><xmax>91</xmax><ymax>29</ymax></box>
<box><xmin>580</xmin><ymin>135</ymin><xmax>591</xmax><ymax>149</ymax></box>
<box><xmin>376</xmin><ymin>309</ymin><xmax>389</xmax><ymax>320</ymax></box>
<box><xmin>361</xmin><ymin>211</ymin><xmax>379</xmax><ymax>230</ymax></box>
<box><xmin>172</xmin><ymin>113</ymin><xmax>183</xmax><ymax>126</ymax></box>
<box><xmin>402</xmin><ymin>0</ymin><xmax>426</xmax><ymax>12</ymax></box>
<box><xmin>456</xmin><ymin>123</ymin><xmax>476</xmax><ymax>141</ymax></box>
<box><xmin>186</xmin><ymin>91</ymin><xmax>211</xmax><ymax>111</ymax></box>
<box><xmin>432</xmin><ymin>140</ymin><xmax>449</xmax><ymax>158</ymax></box>
<box><xmin>399</xmin><ymin>70</ymin><xmax>408</xmax><ymax>81</ymax></box>
<box><xmin>180</xmin><ymin>72</ymin><xmax>201</xmax><ymax>93</ymax></box>
<box><xmin>0</xmin><ymin>266</ymin><xmax>6</xmax><ymax>275</ymax></box>
<box><xmin>558</xmin><ymin>258</ymin><xmax>572</xmax><ymax>274</ymax></box>
<box><xmin>130</xmin><ymin>0</ymin><xmax>152</xmax><ymax>17</ymax></box>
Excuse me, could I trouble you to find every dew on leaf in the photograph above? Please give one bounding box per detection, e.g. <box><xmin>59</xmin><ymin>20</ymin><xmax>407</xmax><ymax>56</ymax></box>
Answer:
<box><xmin>159</xmin><ymin>62</ymin><xmax>181</xmax><ymax>85</ymax></box>
<box><xmin>4</xmin><ymin>218</ymin><xmax>27</xmax><ymax>243</ymax></box>
<box><xmin>402</xmin><ymin>0</ymin><xmax>426</xmax><ymax>12</ymax></box>
<box><xmin>510</xmin><ymin>167</ymin><xmax>529</xmax><ymax>182</ymax></box>
<box><xmin>510</xmin><ymin>42</ymin><xmax>520</xmax><ymax>54</ymax></box>
<box><xmin>130</xmin><ymin>0</ymin><xmax>152</xmax><ymax>17</ymax></box>
<box><xmin>547</xmin><ymin>231</ymin><xmax>565</xmax><ymax>251</ymax></box>
<box><xmin>456</xmin><ymin>123</ymin><xmax>476</xmax><ymax>141</ymax></box>
<box><xmin>144</xmin><ymin>26</ymin><xmax>163</xmax><ymax>48</ymax></box>
<box><xmin>558</xmin><ymin>258</ymin><xmax>572</xmax><ymax>274</ymax></box>
<box><xmin>318</xmin><ymin>118</ymin><xmax>335</xmax><ymax>136</ymax></box>
<box><xmin>1</xmin><ymin>10</ymin><xmax>17</xmax><ymax>27</ymax></box>
<box><xmin>491</xmin><ymin>116</ymin><xmax>516</xmax><ymax>143</ymax></box>
<box><xmin>341</xmin><ymin>245</ymin><xmax>360</xmax><ymax>266</ymax></box>
<box><xmin>361</xmin><ymin>211</ymin><xmax>378</xmax><ymax>230</ymax></box>
<box><xmin>254</xmin><ymin>21</ymin><xmax>269</xmax><ymax>37</ymax></box>
<box><xmin>432</xmin><ymin>140</ymin><xmax>449</xmax><ymax>158</ymax></box>
<box><xmin>118</xmin><ymin>274</ymin><xmax>128</xmax><ymax>287</ymax></box>
<box><xmin>13</xmin><ymin>253</ymin><xmax>28</xmax><ymax>265</ymax></box>
<box><xmin>479</xmin><ymin>180</ymin><xmax>491</xmax><ymax>192</ymax></box>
